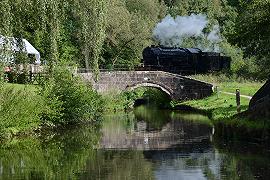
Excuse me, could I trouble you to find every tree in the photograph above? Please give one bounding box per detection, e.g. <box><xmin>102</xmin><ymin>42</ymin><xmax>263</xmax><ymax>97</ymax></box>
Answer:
<box><xmin>233</xmin><ymin>0</ymin><xmax>270</xmax><ymax>78</ymax></box>
<box><xmin>0</xmin><ymin>0</ymin><xmax>13</xmax><ymax>64</ymax></box>
<box><xmin>0</xmin><ymin>0</ymin><xmax>12</xmax><ymax>36</ymax></box>
<box><xmin>100</xmin><ymin>0</ymin><xmax>166</xmax><ymax>69</ymax></box>
<box><xmin>78</xmin><ymin>0</ymin><xmax>108</xmax><ymax>75</ymax></box>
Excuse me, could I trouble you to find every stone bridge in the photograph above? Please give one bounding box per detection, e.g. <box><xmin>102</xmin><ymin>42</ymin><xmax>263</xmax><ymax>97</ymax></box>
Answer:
<box><xmin>79</xmin><ymin>71</ymin><xmax>213</xmax><ymax>101</ymax></box>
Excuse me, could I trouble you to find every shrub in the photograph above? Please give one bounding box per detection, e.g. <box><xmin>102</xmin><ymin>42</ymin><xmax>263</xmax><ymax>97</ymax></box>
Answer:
<box><xmin>39</xmin><ymin>64</ymin><xmax>104</xmax><ymax>124</ymax></box>
<box><xmin>5</xmin><ymin>71</ymin><xmax>17</xmax><ymax>83</ymax></box>
<box><xmin>0</xmin><ymin>85</ymin><xmax>43</xmax><ymax>135</ymax></box>
<box><xmin>16</xmin><ymin>72</ymin><xmax>29</xmax><ymax>84</ymax></box>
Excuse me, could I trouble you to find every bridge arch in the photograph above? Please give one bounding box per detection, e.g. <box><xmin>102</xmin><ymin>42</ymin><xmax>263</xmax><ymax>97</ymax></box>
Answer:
<box><xmin>127</xmin><ymin>82</ymin><xmax>173</xmax><ymax>98</ymax></box>
<box><xmin>79</xmin><ymin>71</ymin><xmax>214</xmax><ymax>101</ymax></box>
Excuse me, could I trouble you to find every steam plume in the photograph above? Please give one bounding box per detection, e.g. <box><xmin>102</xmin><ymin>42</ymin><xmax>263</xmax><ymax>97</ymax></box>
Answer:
<box><xmin>153</xmin><ymin>14</ymin><xmax>221</xmax><ymax>52</ymax></box>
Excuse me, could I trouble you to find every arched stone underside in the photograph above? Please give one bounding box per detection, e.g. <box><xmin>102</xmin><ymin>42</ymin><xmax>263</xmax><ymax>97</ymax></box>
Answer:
<box><xmin>127</xmin><ymin>82</ymin><xmax>172</xmax><ymax>98</ymax></box>
<box><xmin>79</xmin><ymin>71</ymin><xmax>213</xmax><ymax>101</ymax></box>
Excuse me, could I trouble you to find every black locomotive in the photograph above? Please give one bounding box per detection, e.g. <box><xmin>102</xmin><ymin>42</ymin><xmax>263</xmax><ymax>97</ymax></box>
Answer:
<box><xmin>142</xmin><ymin>46</ymin><xmax>231</xmax><ymax>75</ymax></box>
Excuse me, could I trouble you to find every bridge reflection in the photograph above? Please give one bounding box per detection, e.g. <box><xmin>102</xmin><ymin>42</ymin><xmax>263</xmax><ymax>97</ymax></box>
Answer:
<box><xmin>99</xmin><ymin>106</ymin><xmax>213</xmax><ymax>151</ymax></box>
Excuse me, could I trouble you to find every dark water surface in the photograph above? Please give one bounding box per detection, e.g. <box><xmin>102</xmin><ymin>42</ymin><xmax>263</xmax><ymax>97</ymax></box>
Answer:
<box><xmin>0</xmin><ymin>106</ymin><xmax>269</xmax><ymax>179</ymax></box>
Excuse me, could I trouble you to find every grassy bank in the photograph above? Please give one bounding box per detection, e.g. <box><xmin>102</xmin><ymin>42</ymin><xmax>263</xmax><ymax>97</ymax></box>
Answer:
<box><xmin>178</xmin><ymin>93</ymin><xmax>250</xmax><ymax>120</ymax></box>
<box><xmin>177</xmin><ymin>77</ymin><xmax>268</xmax><ymax>133</ymax></box>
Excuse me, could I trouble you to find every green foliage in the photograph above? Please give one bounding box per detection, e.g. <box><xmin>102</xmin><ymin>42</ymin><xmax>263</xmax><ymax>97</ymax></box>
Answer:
<box><xmin>103</xmin><ymin>90</ymin><xmax>143</xmax><ymax>112</ymax></box>
<box><xmin>0</xmin><ymin>0</ymin><xmax>12</xmax><ymax>36</ymax></box>
<box><xmin>219</xmin><ymin>40</ymin><xmax>245</xmax><ymax>73</ymax></box>
<box><xmin>0</xmin><ymin>63</ymin><xmax>104</xmax><ymax>136</ymax></box>
<box><xmin>142</xmin><ymin>88</ymin><xmax>171</xmax><ymax>108</ymax></box>
<box><xmin>0</xmin><ymin>63</ymin><xmax>5</xmax><ymax>84</ymax></box>
<box><xmin>1</xmin><ymin>0</ymin><xmax>269</xmax><ymax>79</ymax></box>
<box><xmin>78</xmin><ymin>0</ymin><xmax>108</xmax><ymax>74</ymax></box>
<box><xmin>0</xmin><ymin>0</ymin><xmax>109</xmax><ymax>72</ymax></box>
<box><xmin>100</xmin><ymin>0</ymin><xmax>166</xmax><ymax>69</ymax></box>
<box><xmin>38</xmin><ymin>77</ymin><xmax>64</xmax><ymax>124</ymax></box>
<box><xmin>0</xmin><ymin>84</ymin><xmax>43</xmax><ymax>136</ymax></box>
<box><xmin>39</xmin><ymin>63</ymin><xmax>104</xmax><ymax>124</ymax></box>
<box><xmin>103</xmin><ymin>87</ymin><xmax>172</xmax><ymax>112</ymax></box>
<box><xmin>230</xmin><ymin>0</ymin><xmax>270</xmax><ymax>78</ymax></box>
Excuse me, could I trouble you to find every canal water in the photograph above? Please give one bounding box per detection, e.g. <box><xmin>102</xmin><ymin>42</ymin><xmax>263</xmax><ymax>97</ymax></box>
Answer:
<box><xmin>0</xmin><ymin>106</ymin><xmax>269</xmax><ymax>179</ymax></box>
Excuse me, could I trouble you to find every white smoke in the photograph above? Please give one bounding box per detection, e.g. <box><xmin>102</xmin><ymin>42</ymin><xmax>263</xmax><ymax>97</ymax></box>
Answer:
<box><xmin>153</xmin><ymin>14</ymin><xmax>221</xmax><ymax>52</ymax></box>
<box><xmin>207</xmin><ymin>25</ymin><xmax>220</xmax><ymax>42</ymax></box>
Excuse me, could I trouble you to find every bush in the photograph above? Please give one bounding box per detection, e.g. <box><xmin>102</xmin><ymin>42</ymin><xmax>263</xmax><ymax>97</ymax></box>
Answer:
<box><xmin>16</xmin><ymin>72</ymin><xmax>29</xmax><ymax>84</ymax></box>
<box><xmin>5</xmin><ymin>71</ymin><xmax>17</xmax><ymax>83</ymax></box>
<box><xmin>39</xmin><ymin>64</ymin><xmax>104</xmax><ymax>124</ymax></box>
<box><xmin>0</xmin><ymin>85</ymin><xmax>43</xmax><ymax>135</ymax></box>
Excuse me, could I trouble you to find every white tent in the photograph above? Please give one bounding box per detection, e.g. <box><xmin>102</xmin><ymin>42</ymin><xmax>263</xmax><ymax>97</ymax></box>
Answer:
<box><xmin>0</xmin><ymin>35</ymin><xmax>41</xmax><ymax>64</ymax></box>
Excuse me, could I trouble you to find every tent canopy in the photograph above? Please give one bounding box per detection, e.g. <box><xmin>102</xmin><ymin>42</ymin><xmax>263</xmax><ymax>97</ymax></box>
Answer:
<box><xmin>0</xmin><ymin>35</ymin><xmax>41</xmax><ymax>64</ymax></box>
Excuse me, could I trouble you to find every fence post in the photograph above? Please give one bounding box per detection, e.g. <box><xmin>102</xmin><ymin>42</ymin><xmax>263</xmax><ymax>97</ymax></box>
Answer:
<box><xmin>236</xmin><ymin>89</ymin><xmax>241</xmax><ymax>113</ymax></box>
<box><xmin>215</xmin><ymin>86</ymin><xmax>219</xmax><ymax>99</ymax></box>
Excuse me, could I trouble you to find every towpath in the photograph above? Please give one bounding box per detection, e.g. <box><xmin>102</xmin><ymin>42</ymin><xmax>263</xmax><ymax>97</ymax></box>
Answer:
<box><xmin>220</xmin><ymin>91</ymin><xmax>253</xmax><ymax>100</ymax></box>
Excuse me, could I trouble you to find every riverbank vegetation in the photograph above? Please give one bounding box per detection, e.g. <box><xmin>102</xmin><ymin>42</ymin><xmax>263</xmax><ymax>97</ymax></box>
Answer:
<box><xmin>0</xmin><ymin>83</ymin><xmax>43</xmax><ymax>137</ymax></box>
<box><xmin>0</xmin><ymin>63</ymin><xmax>104</xmax><ymax>138</ymax></box>
<box><xmin>39</xmin><ymin>64</ymin><xmax>103</xmax><ymax>124</ymax></box>
<box><xmin>177</xmin><ymin>88</ymin><xmax>269</xmax><ymax>131</ymax></box>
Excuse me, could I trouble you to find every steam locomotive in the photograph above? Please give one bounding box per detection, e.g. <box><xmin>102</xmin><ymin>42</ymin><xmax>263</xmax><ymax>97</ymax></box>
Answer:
<box><xmin>142</xmin><ymin>46</ymin><xmax>231</xmax><ymax>75</ymax></box>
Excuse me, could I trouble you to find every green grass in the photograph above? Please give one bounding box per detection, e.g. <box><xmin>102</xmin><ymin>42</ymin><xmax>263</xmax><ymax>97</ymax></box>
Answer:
<box><xmin>179</xmin><ymin>93</ymin><xmax>250</xmax><ymax>119</ymax></box>
<box><xmin>190</xmin><ymin>74</ymin><xmax>264</xmax><ymax>96</ymax></box>
<box><xmin>217</xmin><ymin>82</ymin><xmax>263</xmax><ymax>96</ymax></box>
<box><xmin>177</xmin><ymin>92</ymin><xmax>269</xmax><ymax>130</ymax></box>
<box><xmin>184</xmin><ymin>74</ymin><xmax>268</xmax><ymax>130</ymax></box>
<box><xmin>4</xmin><ymin>83</ymin><xmax>39</xmax><ymax>92</ymax></box>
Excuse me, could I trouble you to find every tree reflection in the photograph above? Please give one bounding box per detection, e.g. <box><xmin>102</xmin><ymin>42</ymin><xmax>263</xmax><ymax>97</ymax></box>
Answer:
<box><xmin>0</xmin><ymin>125</ymin><xmax>101</xmax><ymax>179</ymax></box>
<box><xmin>134</xmin><ymin>106</ymin><xmax>171</xmax><ymax>130</ymax></box>
<box><xmin>80</xmin><ymin>150</ymin><xmax>154</xmax><ymax>179</ymax></box>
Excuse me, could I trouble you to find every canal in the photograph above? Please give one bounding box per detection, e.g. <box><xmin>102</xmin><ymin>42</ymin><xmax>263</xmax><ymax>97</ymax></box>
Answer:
<box><xmin>0</xmin><ymin>106</ymin><xmax>269</xmax><ymax>179</ymax></box>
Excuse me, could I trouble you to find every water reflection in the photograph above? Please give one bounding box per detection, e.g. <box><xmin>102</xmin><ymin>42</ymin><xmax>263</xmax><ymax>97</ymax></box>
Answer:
<box><xmin>100</xmin><ymin>106</ymin><xmax>213</xmax><ymax>150</ymax></box>
<box><xmin>0</xmin><ymin>106</ymin><xmax>269</xmax><ymax>179</ymax></box>
<box><xmin>0</xmin><ymin>125</ymin><xmax>101</xmax><ymax>179</ymax></box>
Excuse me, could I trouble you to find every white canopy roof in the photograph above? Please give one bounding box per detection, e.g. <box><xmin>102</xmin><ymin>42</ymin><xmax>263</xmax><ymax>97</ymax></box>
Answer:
<box><xmin>0</xmin><ymin>35</ymin><xmax>41</xmax><ymax>64</ymax></box>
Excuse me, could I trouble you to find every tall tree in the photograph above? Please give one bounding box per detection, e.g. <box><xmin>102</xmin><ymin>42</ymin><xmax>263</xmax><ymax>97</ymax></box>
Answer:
<box><xmin>47</xmin><ymin>0</ymin><xmax>61</xmax><ymax>65</ymax></box>
<box><xmin>78</xmin><ymin>0</ymin><xmax>108</xmax><ymax>75</ymax></box>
